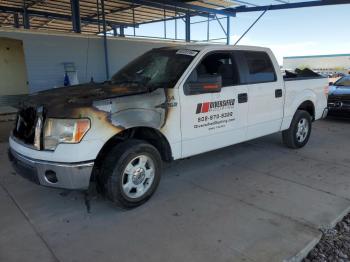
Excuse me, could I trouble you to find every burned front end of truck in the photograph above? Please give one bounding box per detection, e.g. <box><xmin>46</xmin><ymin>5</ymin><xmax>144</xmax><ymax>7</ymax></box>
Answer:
<box><xmin>8</xmin><ymin>47</ymin><xmax>196</xmax><ymax>191</ymax></box>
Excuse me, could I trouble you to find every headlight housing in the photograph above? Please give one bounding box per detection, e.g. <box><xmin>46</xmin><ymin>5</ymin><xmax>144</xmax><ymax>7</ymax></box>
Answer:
<box><xmin>43</xmin><ymin>118</ymin><xmax>90</xmax><ymax>150</ymax></box>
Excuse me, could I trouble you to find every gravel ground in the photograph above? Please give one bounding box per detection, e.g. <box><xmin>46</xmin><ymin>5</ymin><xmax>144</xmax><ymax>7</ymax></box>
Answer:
<box><xmin>304</xmin><ymin>214</ymin><xmax>350</xmax><ymax>262</ymax></box>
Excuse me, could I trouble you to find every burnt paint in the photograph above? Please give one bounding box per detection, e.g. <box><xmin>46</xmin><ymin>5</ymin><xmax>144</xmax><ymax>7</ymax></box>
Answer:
<box><xmin>18</xmin><ymin>82</ymin><xmax>170</xmax><ymax>135</ymax></box>
<box><xmin>21</xmin><ymin>82</ymin><xmax>150</xmax><ymax>117</ymax></box>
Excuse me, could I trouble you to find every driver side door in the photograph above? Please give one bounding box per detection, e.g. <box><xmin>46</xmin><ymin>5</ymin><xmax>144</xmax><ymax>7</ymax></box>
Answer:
<box><xmin>180</xmin><ymin>51</ymin><xmax>248</xmax><ymax>158</ymax></box>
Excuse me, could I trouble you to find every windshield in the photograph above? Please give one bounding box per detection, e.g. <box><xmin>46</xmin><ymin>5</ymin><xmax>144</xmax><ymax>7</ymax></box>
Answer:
<box><xmin>334</xmin><ymin>76</ymin><xmax>350</xmax><ymax>87</ymax></box>
<box><xmin>111</xmin><ymin>48</ymin><xmax>198</xmax><ymax>89</ymax></box>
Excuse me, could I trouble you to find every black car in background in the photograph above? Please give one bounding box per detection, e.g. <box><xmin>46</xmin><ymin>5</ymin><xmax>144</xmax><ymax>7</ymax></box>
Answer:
<box><xmin>328</xmin><ymin>76</ymin><xmax>350</xmax><ymax>116</ymax></box>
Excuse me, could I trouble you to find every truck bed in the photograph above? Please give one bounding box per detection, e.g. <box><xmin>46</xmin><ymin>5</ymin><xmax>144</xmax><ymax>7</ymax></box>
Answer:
<box><xmin>283</xmin><ymin>76</ymin><xmax>328</xmax><ymax>128</ymax></box>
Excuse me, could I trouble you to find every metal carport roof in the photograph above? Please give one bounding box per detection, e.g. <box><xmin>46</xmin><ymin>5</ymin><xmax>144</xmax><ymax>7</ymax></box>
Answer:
<box><xmin>0</xmin><ymin>0</ymin><xmax>240</xmax><ymax>34</ymax></box>
<box><xmin>1</xmin><ymin>0</ymin><xmax>350</xmax><ymax>36</ymax></box>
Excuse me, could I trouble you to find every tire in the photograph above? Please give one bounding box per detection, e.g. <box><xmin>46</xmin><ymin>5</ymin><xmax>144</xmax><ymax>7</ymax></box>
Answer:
<box><xmin>100</xmin><ymin>139</ymin><xmax>162</xmax><ymax>209</ymax></box>
<box><xmin>282</xmin><ymin>110</ymin><xmax>312</xmax><ymax>149</ymax></box>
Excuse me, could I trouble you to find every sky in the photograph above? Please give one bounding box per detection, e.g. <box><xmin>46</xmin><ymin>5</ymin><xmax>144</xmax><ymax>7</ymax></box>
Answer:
<box><xmin>123</xmin><ymin>2</ymin><xmax>350</xmax><ymax>65</ymax></box>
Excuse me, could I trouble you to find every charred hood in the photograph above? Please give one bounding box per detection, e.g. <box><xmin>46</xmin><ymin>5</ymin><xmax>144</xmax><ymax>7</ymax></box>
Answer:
<box><xmin>19</xmin><ymin>82</ymin><xmax>151</xmax><ymax>117</ymax></box>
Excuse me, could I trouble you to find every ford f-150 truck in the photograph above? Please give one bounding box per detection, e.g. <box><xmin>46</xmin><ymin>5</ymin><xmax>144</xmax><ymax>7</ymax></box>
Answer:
<box><xmin>8</xmin><ymin>45</ymin><xmax>329</xmax><ymax>208</ymax></box>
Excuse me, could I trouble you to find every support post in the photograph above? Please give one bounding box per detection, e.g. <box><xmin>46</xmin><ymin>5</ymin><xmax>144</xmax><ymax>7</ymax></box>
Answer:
<box><xmin>101</xmin><ymin>0</ymin><xmax>110</xmax><ymax>80</ymax></box>
<box><xmin>132</xmin><ymin>4</ymin><xmax>136</xmax><ymax>36</ymax></box>
<box><xmin>120</xmin><ymin>26</ymin><xmax>125</xmax><ymax>37</ymax></box>
<box><xmin>23</xmin><ymin>0</ymin><xmax>30</xmax><ymax>29</ymax></box>
<box><xmin>226</xmin><ymin>16</ymin><xmax>230</xmax><ymax>45</ymax></box>
<box><xmin>96</xmin><ymin>0</ymin><xmax>101</xmax><ymax>33</ymax></box>
<box><xmin>185</xmin><ymin>12</ymin><xmax>190</xmax><ymax>42</ymax></box>
<box><xmin>207</xmin><ymin>14</ymin><xmax>210</xmax><ymax>41</ymax></box>
<box><xmin>174</xmin><ymin>10</ymin><xmax>177</xmax><ymax>40</ymax></box>
<box><xmin>113</xmin><ymin>26</ymin><xmax>117</xmax><ymax>36</ymax></box>
<box><xmin>163</xmin><ymin>9</ymin><xmax>166</xmax><ymax>39</ymax></box>
<box><xmin>71</xmin><ymin>0</ymin><xmax>81</xmax><ymax>33</ymax></box>
<box><xmin>14</xmin><ymin>13</ymin><xmax>19</xmax><ymax>28</ymax></box>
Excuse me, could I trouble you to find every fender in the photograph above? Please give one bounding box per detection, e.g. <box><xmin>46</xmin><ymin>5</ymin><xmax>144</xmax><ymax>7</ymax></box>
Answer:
<box><xmin>281</xmin><ymin>89</ymin><xmax>316</xmax><ymax>131</ymax></box>
<box><xmin>110</xmin><ymin>108</ymin><xmax>164</xmax><ymax>130</ymax></box>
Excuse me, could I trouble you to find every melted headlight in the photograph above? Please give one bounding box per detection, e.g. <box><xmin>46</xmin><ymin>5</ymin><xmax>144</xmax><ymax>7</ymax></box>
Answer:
<box><xmin>43</xmin><ymin>118</ymin><xmax>90</xmax><ymax>150</ymax></box>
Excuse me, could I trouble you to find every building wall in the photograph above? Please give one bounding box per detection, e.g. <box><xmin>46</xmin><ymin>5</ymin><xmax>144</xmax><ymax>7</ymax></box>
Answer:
<box><xmin>283</xmin><ymin>54</ymin><xmax>350</xmax><ymax>74</ymax></box>
<box><xmin>0</xmin><ymin>29</ymin><xmax>177</xmax><ymax>93</ymax></box>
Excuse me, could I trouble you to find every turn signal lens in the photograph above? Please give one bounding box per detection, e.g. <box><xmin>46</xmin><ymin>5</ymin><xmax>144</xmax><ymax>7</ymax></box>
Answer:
<box><xmin>74</xmin><ymin>119</ymin><xmax>91</xmax><ymax>142</ymax></box>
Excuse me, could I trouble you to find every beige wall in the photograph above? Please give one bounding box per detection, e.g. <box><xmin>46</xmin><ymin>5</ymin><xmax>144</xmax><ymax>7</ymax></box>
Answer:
<box><xmin>0</xmin><ymin>37</ymin><xmax>29</xmax><ymax>95</ymax></box>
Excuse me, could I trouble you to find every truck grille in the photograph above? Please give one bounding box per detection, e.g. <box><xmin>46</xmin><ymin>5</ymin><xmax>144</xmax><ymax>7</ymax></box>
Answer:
<box><xmin>13</xmin><ymin>107</ymin><xmax>38</xmax><ymax>145</ymax></box>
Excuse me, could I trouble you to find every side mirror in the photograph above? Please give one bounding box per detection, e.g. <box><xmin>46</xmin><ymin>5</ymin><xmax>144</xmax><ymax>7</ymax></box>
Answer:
<box><xmin>329</xmin><ymin>82</ymin><xmax>334</xmax><ymax>86</ymax></box>
<box><xmin>185</xmin><ymin>75</ymin><xmax>222</xmax><ymax>95</ymax></box>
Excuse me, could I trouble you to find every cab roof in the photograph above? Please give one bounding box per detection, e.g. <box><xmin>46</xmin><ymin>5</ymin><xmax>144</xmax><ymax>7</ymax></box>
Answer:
<box><xmin>164</xmin><ymin>44</ymin><xmax>272</xmax><ymax>53</ymax></box>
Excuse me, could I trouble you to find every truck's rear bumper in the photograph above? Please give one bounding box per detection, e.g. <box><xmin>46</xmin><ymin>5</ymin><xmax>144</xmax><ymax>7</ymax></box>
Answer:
<box><xmin>8</xmin><ymin>148</ymin><xmax>94</xmax><ymax>190</ymax></box>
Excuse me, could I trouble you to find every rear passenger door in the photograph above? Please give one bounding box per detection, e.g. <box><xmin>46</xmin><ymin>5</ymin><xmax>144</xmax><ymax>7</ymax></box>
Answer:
<box><xmin>234</xmin><ymin>50</ymin><xmax>284</xmax><ymax>140</ymax></box>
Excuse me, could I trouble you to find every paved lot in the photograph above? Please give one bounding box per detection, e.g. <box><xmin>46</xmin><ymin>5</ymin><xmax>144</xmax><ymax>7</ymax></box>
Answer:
<box><xmin>1</xmin><ymin>117</ymin><xmax>350</xmax><ymax>262</ymax></box>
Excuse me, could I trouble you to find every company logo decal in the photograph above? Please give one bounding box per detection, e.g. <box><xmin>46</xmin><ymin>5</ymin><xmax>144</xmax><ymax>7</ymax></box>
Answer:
<box><xmin>195</xmin><ymin>99</ymin><xmax>235</xmax><ymax>114</ymax></box>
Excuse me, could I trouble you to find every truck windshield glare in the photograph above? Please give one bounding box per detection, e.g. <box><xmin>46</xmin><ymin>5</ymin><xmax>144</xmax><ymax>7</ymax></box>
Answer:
<box><xmin>111</xmin><ymin>48</ymin><xmax>197</xmax><ymax>89</ymax></box>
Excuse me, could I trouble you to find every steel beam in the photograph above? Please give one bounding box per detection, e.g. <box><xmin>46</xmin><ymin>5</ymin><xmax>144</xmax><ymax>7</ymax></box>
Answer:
<box><xmin>85</xmin><ymin>4</ymin><xmax>140</xmax><ymax>21</ymax></box>
<box><xmin>120</xmin><ymin>26</ymin><xmax>125</xmax><ymax>37</ymax></box>
<box><xmin>122</xmin><ymin>0</ymin><xmax>236</xmax><ymax>17</ymax></box>
<box><xmin>23</xmin><ymin>0</ymin><xmax>30</xmax><ymax>29</ymax></box>
<box><xmin>234</xmin><ymin>8</ymin><xmax>269</xmax><ymax>45</ymax></box>
<box><xmin>101</xmin><ymin>0</ymin><xmax>110</xmax><ymax>80</ymax></box>
<box><xmin>71</xmin><ymin>0</ymin><xmax>81</xmax><ymax>33</ymax></box>
<box><xmin>175</xmin><ymin>10</ymin><xmax>178</xmax><ymax>40</ymax></box>
<box><xmin>14</xmin><ymin>13</ymin><xmax>19</xmax><ymax>28</ymax></box>
<box><xmin>185</xmin><ymin>12</ymin><xmax>190</xmax><ymax>42</ymax></box>
<box><xmin>0</xmin><ymin>5</ymin><xmax>135</xmax><ymax>27</ymax></box>
<box><xmin>113</xmin><ymin>26</ymin><xmax>117</xmax><ymax>36</ymax></box>
<box><xmin>227</xmin><ymin>0</ymin><xmax>350</xmax><ymax>13</ymax></box>
<box><xmin>215</xmin><ymin>15</ymin><xmax>227</xmax><ymax>35</ymax></box>
<box><xmin>207</xmin><ymin>14</ymin><xmax>210</xmax><ymax>41</ymax></box>
<box><xmin>226</xmin><ymin>16</ymin><xmax>230</xmax><ymax>45</ymax></box>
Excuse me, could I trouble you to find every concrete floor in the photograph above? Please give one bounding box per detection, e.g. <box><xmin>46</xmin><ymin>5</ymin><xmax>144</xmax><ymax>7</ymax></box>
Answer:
<box><xmin>1</xmin><ymin>117</ymin><xmax>350</xmax><ymax>262</ymax></box>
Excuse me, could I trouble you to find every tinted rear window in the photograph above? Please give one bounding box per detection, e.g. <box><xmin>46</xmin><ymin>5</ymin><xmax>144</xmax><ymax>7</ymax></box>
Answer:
<box><xmin>241</xmin><ymin>51</ymin><xmax>277</xmax><ymax>84</ymax></box>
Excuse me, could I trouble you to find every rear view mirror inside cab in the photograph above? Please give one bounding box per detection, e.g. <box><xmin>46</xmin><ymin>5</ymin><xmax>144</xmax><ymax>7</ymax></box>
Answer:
<box><xmin>184</xmin><ymin>68</ymin><xmax>222</xmax><ymax>95</ymax></box>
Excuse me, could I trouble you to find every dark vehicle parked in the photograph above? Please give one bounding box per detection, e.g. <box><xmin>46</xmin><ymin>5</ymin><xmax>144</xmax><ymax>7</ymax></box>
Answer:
<box><xmin>328</xmin><ymin>76</ymin><xmax>350</xmax><ymax>115</ymax></box>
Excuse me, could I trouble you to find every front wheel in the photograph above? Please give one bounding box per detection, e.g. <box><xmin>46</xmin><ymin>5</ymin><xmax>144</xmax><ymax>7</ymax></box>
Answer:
<box><xmin>101</xmin><ymin>139</ymin><xmax>162</xmax><ymax>209</ymax></box>
<box><xmin>282</xmin><ymin>110</ymin><xmax>312</xmax><ymax>149</ymax></box>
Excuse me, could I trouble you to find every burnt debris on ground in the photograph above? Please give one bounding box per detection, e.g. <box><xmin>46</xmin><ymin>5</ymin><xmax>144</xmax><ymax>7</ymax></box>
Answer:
<box><xmin>304</xmin><ymin>214</ymin><xmax>350</xmax><ymax>262</ymax></box>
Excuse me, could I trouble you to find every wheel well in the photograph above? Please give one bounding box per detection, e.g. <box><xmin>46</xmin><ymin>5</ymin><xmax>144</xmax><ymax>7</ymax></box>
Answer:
<box><xmin>93</xmin><ymin>127</ymin><xmax>173</xmax><ymax>179</ymax></box>
<box><xmin>297</xmin><ymin>101</ymin><xmax>315</xmax><ymax>120</ymax></box>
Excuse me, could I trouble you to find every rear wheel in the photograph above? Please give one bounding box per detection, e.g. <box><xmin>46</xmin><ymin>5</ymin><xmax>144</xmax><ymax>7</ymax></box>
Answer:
<box><xmin>282</xmin><ymin>110</ymin><xmax>312</xmax><ymax>149</ymax></box>
<box><xmin>100</xmin><ymin>139</ymin><xmax>162</xmax><ymax>209</ymax></box>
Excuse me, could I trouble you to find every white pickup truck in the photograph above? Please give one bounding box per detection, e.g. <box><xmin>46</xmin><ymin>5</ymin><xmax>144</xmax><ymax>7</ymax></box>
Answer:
<box><xmin>9</xmin><ymin>45</ymin><xmax>329</xmax><ymax>208</ymax></box>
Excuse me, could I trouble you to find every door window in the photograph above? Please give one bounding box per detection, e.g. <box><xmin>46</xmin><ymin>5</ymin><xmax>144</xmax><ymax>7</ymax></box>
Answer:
<box><xmin>187</xmin><ymin>52</ymin><xmax>240</xmax><ymax>88</ymax></box>
<box><xmin>239</xmin><ymin>51</ymin><xmax>277</xmax><ymax>84</ymax></box>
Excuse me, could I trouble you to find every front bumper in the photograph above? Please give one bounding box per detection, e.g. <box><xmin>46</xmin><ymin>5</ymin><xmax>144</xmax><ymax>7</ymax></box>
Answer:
<box><xmin>328</xmin><ymin>101</ymin><xmax>350</xmax><ymax>114</ymax></box>
<box><xmin>8</xmin><ymin>148</ymin><xmax>94</xmax><ymax>190</ymax></box>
